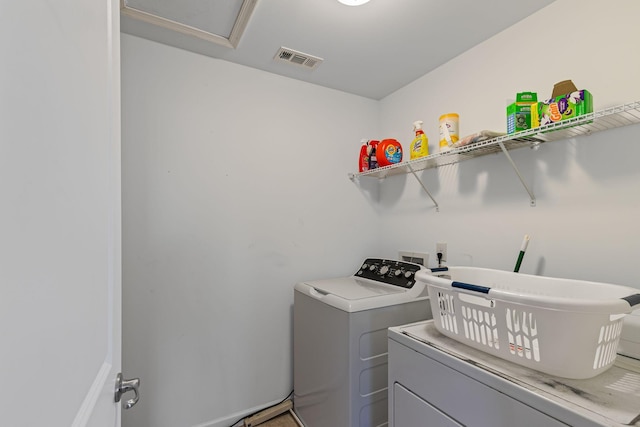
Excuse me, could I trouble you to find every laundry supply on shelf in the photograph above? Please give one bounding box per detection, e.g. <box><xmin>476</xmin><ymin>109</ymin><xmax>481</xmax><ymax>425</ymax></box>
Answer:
<box><xmin>409</xmin><ymin>120</ymin><xmax>429</xmax><ymax>159</ymax></box>
<box><xmin>453</xmin><ymin>130</ymin><xmax>505</xmax><ymax>148</ymax></box>
<box><xmin>439</xmin><ymin>113</ymin><xmax>459</xmax><ymax>152</ymax></box>
<box><xmin>357</xmin><ymin>139</ymin><xmax>380</xmax><ymax>171</ymax></box>
<box><xmin>376</xmin><ymin>138</ymin><xmax>403</xmax><ymax>166</ymax></box>
<box><xmin>368</xmin><ymin>140</ymin><xmax>379</xmax><ymax>169</ymax></box>
<box><xmin>506</xmin><ymin>92</ymin><xmax>537</xmax><ymax>134</ymax></box>
<box><xmin>531</xmin><ymin>79</ymin><xmax>593</xmax><ymax>128</ymax></box>
<box><xmin>358</xmin><ymin>139</ymin><xmax>371</xmax><ymax>172</ymax></box>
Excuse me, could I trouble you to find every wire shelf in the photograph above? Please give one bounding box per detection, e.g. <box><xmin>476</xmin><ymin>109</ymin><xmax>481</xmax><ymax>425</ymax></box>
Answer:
<box><xmin>351</xmin><ymin>101</ymin><xmax>640</xmax><ymax>180</ymax></box>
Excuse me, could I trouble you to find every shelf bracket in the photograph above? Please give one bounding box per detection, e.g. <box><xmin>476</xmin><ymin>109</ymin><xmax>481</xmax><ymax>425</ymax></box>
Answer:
<box><xmin>497</xmin><ymin>141</ymin><xmax>536</xmax><ymax>207</ymax></box>
<box><xmin>407</xmin><ymin>163</ymin><xmax>439</xmax><ymax>212</ymax></box>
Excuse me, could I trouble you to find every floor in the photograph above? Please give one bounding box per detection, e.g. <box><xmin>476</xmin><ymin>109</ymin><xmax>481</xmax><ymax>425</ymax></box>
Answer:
<box><xmin>259</xmin><ymin>411</ymin><xmax>299</xmax><ymax>427</ymax></box>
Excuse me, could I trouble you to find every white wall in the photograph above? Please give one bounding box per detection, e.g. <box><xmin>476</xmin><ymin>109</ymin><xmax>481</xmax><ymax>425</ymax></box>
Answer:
<box><xmin>122</xmin><ymin>1</ymin><xmax>640</xmax><ymax>426</ymax></box>
<box><xmin>121</xmin><ymin>34</ymin><xmax>380</xmax><ymax>427</ymax></box>
<box><xmin>377</xmin><ymin>0</ymin><xmax>640</xmax><ymax>287</ymax></box>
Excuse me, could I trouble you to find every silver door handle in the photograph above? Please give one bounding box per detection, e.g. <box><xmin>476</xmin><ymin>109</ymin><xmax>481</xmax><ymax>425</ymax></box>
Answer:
<box><xmin>115</xmin><ymin>373</ymin><xmax>140</xmax><ymax>409</ymax></box>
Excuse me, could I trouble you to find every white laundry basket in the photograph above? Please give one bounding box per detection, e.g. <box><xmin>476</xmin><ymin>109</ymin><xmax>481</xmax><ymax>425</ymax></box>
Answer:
<box><xmin>415</xmin><ymin>267</ymin><xmax>640</xmax><ymax>379</ymax></box>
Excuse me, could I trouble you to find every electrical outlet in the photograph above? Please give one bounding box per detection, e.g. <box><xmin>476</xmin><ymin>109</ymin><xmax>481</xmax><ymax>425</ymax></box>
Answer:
<box><xmin>436</xmin><ymin>242</ymin><xmax>447</xmax><ymax>263</ymax></box>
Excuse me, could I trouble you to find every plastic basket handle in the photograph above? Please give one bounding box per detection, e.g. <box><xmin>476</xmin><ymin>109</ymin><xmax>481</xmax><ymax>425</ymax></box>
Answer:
<box><xmin>623</xmin><ymin>294</ymin><xmax>640</xmax><ymax>307</ymax></box>
<box><xmin>458</xmin><ymin>292</ymin><xmax>495</xmax><ymax>308</ymax></box>
<box><xmin>452</xmin><ymin>281</ymin><xmax>491</xmax><ymax>294</ymax></box>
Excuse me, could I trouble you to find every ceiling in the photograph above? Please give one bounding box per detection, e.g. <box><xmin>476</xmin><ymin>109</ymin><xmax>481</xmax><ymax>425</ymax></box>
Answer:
<box><xmin>120</xmin><ymin>0</ymin><xmax>556</xmax><ymax>100</ymax></box>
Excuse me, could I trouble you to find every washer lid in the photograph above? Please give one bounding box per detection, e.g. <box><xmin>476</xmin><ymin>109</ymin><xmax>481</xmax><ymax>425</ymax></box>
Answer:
<box><xmin>295</xmin><ymin>271</ymin><xmax>429</xmax><ymax>313</ymax></box>
<box><xmin>304</xmin><ymin>276</ymin><xmax>405</xmax><ymax>300</ymax></box>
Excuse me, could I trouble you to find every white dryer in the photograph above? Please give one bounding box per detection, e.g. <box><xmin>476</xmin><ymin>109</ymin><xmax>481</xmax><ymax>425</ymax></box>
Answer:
<box><xmin>293</xmin><ymin>258</ymin><xmax>432</xmax><ymax>427</ymax></box>
<box><xmin>388</xmin><ymin>320</ymin><xmax>640</xmax><ymax>427</ymax></box>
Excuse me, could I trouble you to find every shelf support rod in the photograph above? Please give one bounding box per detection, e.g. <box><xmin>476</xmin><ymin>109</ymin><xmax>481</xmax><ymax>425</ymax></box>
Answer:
<box><xmin>497</xmin><ymin>141</ymin><xmax>536</xmax><ymax>207</ymax></box>
<box><xmin>407</xmin><ymin>163</ymin><xmax>439</xmax><ymax>212</ymax></box>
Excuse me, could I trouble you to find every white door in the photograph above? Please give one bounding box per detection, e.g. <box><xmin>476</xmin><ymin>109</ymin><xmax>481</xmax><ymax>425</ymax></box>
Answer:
<box><xmin>0</xmin><ymin>1</ymin><xmax>126</xmax><ymax>426</ymax></box>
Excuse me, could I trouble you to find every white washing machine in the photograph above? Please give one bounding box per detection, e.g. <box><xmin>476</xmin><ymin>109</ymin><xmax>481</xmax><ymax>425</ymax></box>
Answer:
<box><xmin>293</xmin><ymin>258</ymin><xmax>432</xmax><ymax>427</ymax></box>
<box><xmin>388</xmin><ymin>320</ymin><xmax>640</xmax><ymax>427</ymax></box>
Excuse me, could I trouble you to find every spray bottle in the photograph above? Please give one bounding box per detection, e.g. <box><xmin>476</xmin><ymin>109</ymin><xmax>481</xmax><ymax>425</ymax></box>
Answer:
<box><xmin>358</xmin><ymin>139</ymin><xmax>370</xmax><ymax>172</ymax></box>
<box><xmin>410</xmin><ymin>121</ymin><xmax>429</xmax><ymax>160</ymax></box>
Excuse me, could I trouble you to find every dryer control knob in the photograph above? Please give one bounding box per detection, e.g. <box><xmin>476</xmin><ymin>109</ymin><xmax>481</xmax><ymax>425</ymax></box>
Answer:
<box><xmin>404</xmin><ymin>271</ymin><xmax>414</xmax><ymax>279</ymax></box>
<box><xmin>379</xmin><ymin>266</ymin><xmax>389</xmax><ymax>275</ymax></box>
<box><xmin>394</xmin><ymin>269</ymin><xmax>403</xmax><ymax>277</ymax></box>
<box><xmin>369</xmin><ymin>265</ymin><xmax>376</xmax><ymax>271</ymax></box>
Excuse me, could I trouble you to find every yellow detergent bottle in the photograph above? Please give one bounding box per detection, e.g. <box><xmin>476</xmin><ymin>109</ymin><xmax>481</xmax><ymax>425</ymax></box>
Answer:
<box><xmin>410</xmin><ymin>120</ymin><xmax>429</xmax><ymax>160</ymax></box>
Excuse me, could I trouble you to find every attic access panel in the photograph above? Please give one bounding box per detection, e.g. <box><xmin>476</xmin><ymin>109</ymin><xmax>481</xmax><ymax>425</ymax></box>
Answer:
<box><xmin>120</xmin><ymin>0</ymin><xmax>257</xmax><ymax>48</ymax></box>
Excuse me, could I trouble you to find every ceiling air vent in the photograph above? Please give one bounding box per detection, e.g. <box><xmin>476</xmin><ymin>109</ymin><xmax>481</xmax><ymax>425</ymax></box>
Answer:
<box><xmin>274</xmin><ymin>47</ymin><xmax>323</xmax><ymax>70</ymax></box>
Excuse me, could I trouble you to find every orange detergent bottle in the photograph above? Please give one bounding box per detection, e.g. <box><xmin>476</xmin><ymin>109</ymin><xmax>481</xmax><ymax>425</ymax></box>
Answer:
<box><xmin>376</xmin><ymin>139</ymin><xmax>403</xmax><ymax>167</ymax></box>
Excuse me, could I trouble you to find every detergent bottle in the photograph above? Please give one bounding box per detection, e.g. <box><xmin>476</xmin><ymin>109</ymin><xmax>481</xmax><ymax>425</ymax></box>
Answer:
<box><xmin>376</xmin><ymin>139</ymin><xmax>403</xmax><ymax>166</ymax></box>
<box><xmin>410</xmin><ymin>121</ymin><xmax>429</xmax><ymax>160</ymax></box>
<box><xmin>368</xmin><ymin>140</ymin><xmax>379</xmax><ymax>169</ymax></box>
<box><xmin>358</xmin><ymin>139</ymin><xmax>370</xmax><ymax>172</ymax></box>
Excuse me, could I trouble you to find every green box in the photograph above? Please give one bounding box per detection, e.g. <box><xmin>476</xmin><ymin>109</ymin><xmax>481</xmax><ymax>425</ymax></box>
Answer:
<box><xmin>532</xmin><ymin>89</ymin><xmax>593</xmax><ymax>127</ymax></box>
<box><xmin>507</xmin><ymin>92</ymin><xmax>537</xmax><ymax>134</ymax></box>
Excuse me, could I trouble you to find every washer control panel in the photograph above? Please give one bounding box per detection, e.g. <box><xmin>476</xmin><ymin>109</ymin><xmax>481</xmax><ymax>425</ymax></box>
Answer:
<box><xmin>355</xmin><ymin>258</ymin><xmax>423</xmax><ymax>288</ymax></box>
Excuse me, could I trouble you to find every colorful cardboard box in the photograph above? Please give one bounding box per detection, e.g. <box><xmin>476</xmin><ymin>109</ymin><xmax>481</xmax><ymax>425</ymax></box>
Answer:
<box><xmin>531</xmin><ymin>89</ymin><xmax>593</xmax><ymax>128</ymax></box>
<box><xmin>507</xmin><ymin>92</ymin><xmax>537</xmax><ymax>134</ymax></box>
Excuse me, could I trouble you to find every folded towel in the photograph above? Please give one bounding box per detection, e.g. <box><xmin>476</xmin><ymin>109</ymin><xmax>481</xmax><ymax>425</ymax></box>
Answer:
<box><xmin>452</xmin><ymin>130</ymin><xmax>506</xmax><ymax>148</ymax></box>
